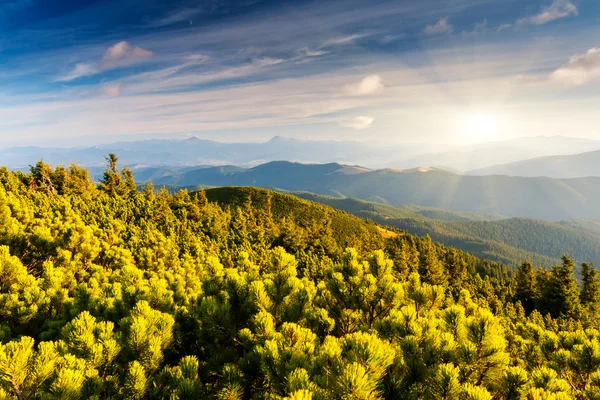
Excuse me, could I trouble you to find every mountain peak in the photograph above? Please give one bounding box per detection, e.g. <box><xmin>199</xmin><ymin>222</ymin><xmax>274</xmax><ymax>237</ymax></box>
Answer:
<box><xmin>268</xmin><ymin>135</ymin><xmax>294</xmax><ymax>142</ymax></box>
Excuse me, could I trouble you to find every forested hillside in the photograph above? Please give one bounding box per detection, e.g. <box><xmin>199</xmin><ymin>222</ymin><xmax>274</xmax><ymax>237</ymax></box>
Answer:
<box><xmin>296</xmin><ymin>194</ymin><xmax>600</xmax><ymax>267</ymax></box>
<box><xmin>2</xmin><ymin>156</ymin><xmax>600</xmax><ymax>399</ymax></box>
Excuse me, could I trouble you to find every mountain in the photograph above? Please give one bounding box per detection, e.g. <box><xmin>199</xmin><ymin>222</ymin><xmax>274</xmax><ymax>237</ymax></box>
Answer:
<box><xmin>4</xmin><ymin>135</ymin><xmax>600</xmax><ymax>172</ymax></box>
<box><xmin>403</xmin><ymin>136</ymin><xmax>600</xmax><ymax>171</ymax></box>
<box><xmin>148</xmin><ymin>161</ymin><xmax>600</xmax><ymax>220</ymax></box>
<box><xmin>468</xmin><ymin>149</ymin><xmax>600</xmax><ymax>178</ymax></box>
<box><xmin>0</xmin><ymin>136</ymin><xmax>435</xmax><ymax>170</ymax></box>
<box><xmin>293</xmin><ymin>194</ymin><xmax>600</xmax><ymax>267</ymax></box>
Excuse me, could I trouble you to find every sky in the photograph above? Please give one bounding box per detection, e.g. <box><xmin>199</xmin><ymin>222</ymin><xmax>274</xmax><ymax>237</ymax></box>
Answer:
<box><xmin>1</xmin><ymin>0</ymin><xmax>600</xmax><ymax>148</ymax></box>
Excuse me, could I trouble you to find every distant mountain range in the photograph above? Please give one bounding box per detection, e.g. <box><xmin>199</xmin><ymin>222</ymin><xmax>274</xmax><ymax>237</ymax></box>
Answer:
<box><xmin>138</xmin><ymin>161</ymin><xmax>600</xmax><ymax>221</ymax></box>
<box><xmin>4</xmin><ymin>135</ymin><xmax>600</xmax><ymax>172</ymax></box>
<box><xmin>0</xmin><ymin>136</ymin><xmax>430</xmax><ymax>170</ymax></box>
<box><xmin>400</xmin><ymin>135</ymin><xmax>600</xmax><ymax>171</ymax></box>
<box><xmin>468</xmin><ymin>149</ymin><xmax>600</xmax><ymax>178</ymax></box>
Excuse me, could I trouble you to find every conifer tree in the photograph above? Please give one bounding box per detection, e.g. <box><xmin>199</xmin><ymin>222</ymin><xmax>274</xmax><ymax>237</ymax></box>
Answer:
<box><xmin>29</xmin><ymin>159</ymin><xmax>56</xmax><ymax>194</ymax></box>
<box><xmin>98</xmin><ymin>153</ymin><xmax>135</xmax><ymax>196</ymax></box>
<box><xmin>581</xmin><ymin>262</ymin><xmax>600</xmax><ymax>306</ymax></box>
<box><xmin>541</xmin><ymin>255</ymin><xmax>581</xmax><ymax>318</ymax></box>
<box><xmin>515</xmin><ymin>261</ymin><xmax>538</xmax><ymax>313</ymax></box>
<box><xmin>446</xmin><ymin>248</ymin><xmax>467</xmax><ymax>287</ymax></box>
<box><xmin>417</xmin><ymin>235</ymin><xmax>447</xmax><ymax>287</ymax></box>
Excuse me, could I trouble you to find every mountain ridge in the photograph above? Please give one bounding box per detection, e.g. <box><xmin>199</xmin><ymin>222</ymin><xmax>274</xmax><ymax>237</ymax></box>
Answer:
<box><xmin>468</xmin><ymin>149</ymin><xmax>600</xmax><ymax>178</ymax></box>
<box><xmin>144</xmin><ymin>160</ymin><xmax>600</xmax><ymax>220</ymax></box>
<box><xmin>4</xmin><ymin>135</ymin><xmax>600</xmax><ymax>172</ymax></box>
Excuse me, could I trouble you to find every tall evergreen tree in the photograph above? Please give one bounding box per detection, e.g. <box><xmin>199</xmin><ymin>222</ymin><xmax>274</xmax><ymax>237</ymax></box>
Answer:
<box><xmin>99</xmin><ymin>153</ymin><xmax>124</xmax><ymax>195</ymax></box>
<box><xmin>446</xmin><ymin>248</ymin><xmax>467</xmax><ymax>287</ymax></box>
<box><xmin>418</xmin><ymin>235</ymin><xmax>447</xmax><ymax>286</ymax></box>
<box><xmin>541</xmin><ymin>255</ymin><xmax>581</xmax><ymax>318</ymax></box>
<box><xmin>580</xmin><ymin>262</ymin><xmax>600</xmax><ymax>306</ymax></box>
<box><xmin>98</xmin><ymin>153</ymin><xmax>136</xmax><ymax>196</ymax></box>
<box><xmin>515</xmin><ymin>261</ymin><xmax>538</xmax><ymax>313</ymax></box>
<box><xmin>29</xmin><ymin>159</ymin><xmax>56</xmax><ymax>194</ymax></box>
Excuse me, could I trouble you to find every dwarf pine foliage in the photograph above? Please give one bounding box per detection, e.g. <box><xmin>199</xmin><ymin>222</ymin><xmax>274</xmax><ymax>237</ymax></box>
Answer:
<box><xmin>1</xmin><ymin>157</ymin><xmax>600</xmax><ymax>399</ymax></box>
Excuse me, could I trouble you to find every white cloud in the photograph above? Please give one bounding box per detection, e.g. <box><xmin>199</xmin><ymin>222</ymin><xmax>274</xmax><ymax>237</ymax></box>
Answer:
<box><xmin>97</xmin><ymin>83</ymin><xmax>121</xmax><ymax>97</ymax></box>
<box><xmin>549</xmin><ymin>48</ymin><xmax>600</xmax><ymax>85</ymax></box>
<box><xmin>343</xmin><ymin>75</ymin><xmax>384</xmax><ymax>96</ymax></box>
<box><xmin>497</xmin><ymin>23</ymin><xmax>513</xmax><ymax>32</ymax></box>
<box><xmin>100</xmin><ymin>41</ymin><xmax>153</xmax><ymax>69</ymax></box>
<box><xmin>184</xmin><ymin>54</ymin><xmax>210</xmax><ymax>62</ymax></box>
<box><xmin>517</xmin><ymin>0</ymin><xmax>578</xmax><ymax>25</ymax></box>
<box><xmin>297</xmin><ymin>48</ymin><xmax>328</xmax><ymax>57</ymax></box>
<box><xmin>321</xmin><ymin>34</ymin><xmax>369</xmax><ymax>47</ymax></box>
<box><xmin>56</xmin><ymin>41</ymin><xmax>153</xmax><ymax>81</ymax></box>
<box><xmin>423</xmin><ymin>17</ymin><xmax>453</xmax><ymax>36</ymax></box>
<box><xmin>120</xmin><ymin>57</ymin><xmax>287</xmax><ymax>94</ymax></box>
<box><xmin>57</xmin><ymin>63</ymin><xmax>98</xmax><ymax>82</ymax></box>
<box><xmin>339</xmin><ymin>116</ymin><xmax>375</xmax><ymax>130</ymax></box>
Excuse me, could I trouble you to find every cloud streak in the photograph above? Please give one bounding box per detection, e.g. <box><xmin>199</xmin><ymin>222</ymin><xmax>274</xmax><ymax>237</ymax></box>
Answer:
<box><xmin>148</xmin><ymin>7</ymin><xmax>201</xmax><ymax>27</ymax></box>
<box><xmin>517</xmin><ymin>0</ymin><xmax>578</xmax><ymax>25</ymax></box>
<box><xmin>423</xmin><ymin>17</ymin><xmax>453</xmax><ymax>35</ymax></box>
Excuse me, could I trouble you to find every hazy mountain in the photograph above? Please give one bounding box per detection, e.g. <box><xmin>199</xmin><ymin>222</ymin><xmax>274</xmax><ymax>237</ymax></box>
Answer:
<box><xmin>468</xmin><ymin>149</ymin><xmax>600</xmax><ymax>178</ymax></box>
<box><xmin>146</xmin><ymin>161</ymin><xmax>600</xmax><ymax>220</ymax></box>
<box><xmin>0</xmin><ymin>136</ymin><xmax>435</xmax><ymax>170</ymax></box>
<box><xmin>4</xmin><ymin>135</ymin><xmax>600</xmax><ymax>172</ymax></box>
<box><xmin>403</xmin><ymin>136</ymin><xmax>600</xmax><ymax>172</ymax></box>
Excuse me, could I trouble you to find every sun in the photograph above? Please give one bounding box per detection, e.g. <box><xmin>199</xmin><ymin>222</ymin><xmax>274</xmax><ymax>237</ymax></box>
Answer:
<box><xmin>459</xmin><ymin>112</ymin><xmax>502</xmax><ymax>144</ymax></box>
<box><xmin>466</xmin><ymin>114</ymin><xmax>496</xmax><ymax>133</ymax></box>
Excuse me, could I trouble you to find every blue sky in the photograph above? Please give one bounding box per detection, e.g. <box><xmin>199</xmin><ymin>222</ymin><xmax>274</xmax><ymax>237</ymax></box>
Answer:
<box><xmin>1</xmin><ymin>0</ymin><xmax>599</xmax><ymax>147</ymax></box>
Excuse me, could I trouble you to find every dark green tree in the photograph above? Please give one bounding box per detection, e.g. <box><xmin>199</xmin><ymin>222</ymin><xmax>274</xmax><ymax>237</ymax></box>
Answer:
<box><xmin>515</xmin><ymin>261</ymin><xmax>538</xmax><ymax>313</ymax></box>
<box><xmin>98</xmin><ymin>153</ymin><xmax>136</xmax><ymax>196</ymax></box>
<box><xmin>418</xmin><ymin>235</ymin><xmax>447</xmax><ymax>286</ymax></box>
<box><xmin>581</xmin><ymin>262</ymin><xmax>600</xmax><ymax>306</ymax></box>
<box><xmin>540</xmin><ymin>255</ymin><xmax>581</xmax><ymax>318</ymax></box>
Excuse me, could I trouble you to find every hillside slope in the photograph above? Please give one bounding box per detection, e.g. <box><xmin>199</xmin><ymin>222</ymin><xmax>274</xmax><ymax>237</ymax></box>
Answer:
<box><xmin>294</xmin><ymin>193</ymin><xmax>600</xmax><ymax>267</ymax></box>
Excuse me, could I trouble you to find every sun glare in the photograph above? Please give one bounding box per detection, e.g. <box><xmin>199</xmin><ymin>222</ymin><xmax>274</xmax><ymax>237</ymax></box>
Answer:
<box><xmin>459</xmin><ymin>112</ymin><xmax>503</xmax><ymax>144</ymax></box>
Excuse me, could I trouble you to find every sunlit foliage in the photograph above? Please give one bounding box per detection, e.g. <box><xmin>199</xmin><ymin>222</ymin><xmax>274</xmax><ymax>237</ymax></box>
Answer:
<box><xmin>0</xmin><ymin>158</ymin><xmax>598</xmax><ymax>399</ymax></box>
